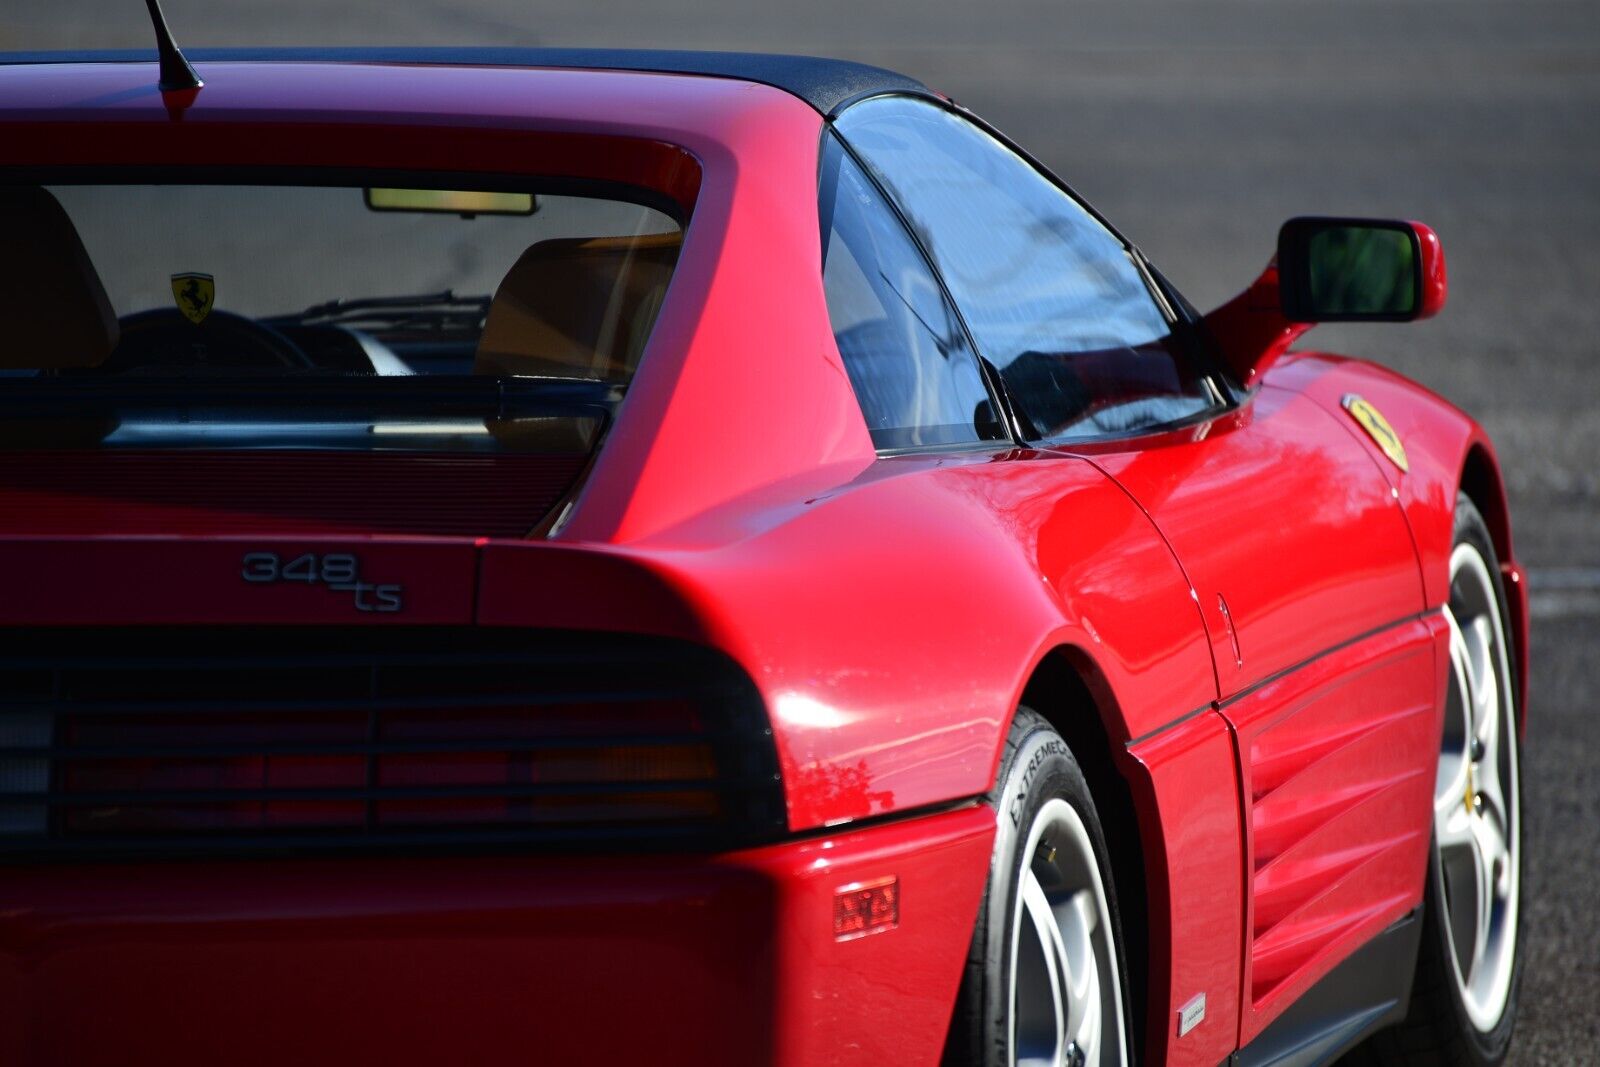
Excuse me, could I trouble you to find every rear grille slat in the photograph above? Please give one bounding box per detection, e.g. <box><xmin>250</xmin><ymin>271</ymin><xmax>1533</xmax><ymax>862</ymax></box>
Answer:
<box><xmin>0</xmin><ymin>627</ymin><xmax>784</xmax><ymax>856</ymax></box>
<box><xmin>0</xmin><ymin>686</ymin><xmax>726</xmax><ymax>717</ymax></box>
<box><xmin>16</xmin><ymin>779</ymin><xmax>765</xmax><ymax>805</ymax></box>
<box><xmin>0</xmin><ymin>734</ymin><xmax>720</xmax><ymax>760</ymax></box>
<box><xmin>0</xmin><ymin>642</ymin><xmax>702</xmax><ymax>673</ymax></box>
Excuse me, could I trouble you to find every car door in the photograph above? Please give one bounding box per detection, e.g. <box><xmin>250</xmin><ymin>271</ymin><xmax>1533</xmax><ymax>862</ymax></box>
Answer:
<box><xmin>1074</xmin><ymin>387</ymin><xmax>1440</xmax><ymax>1045</ymax></box>
<box><xmin>834</xmin><ymin>95</ymin><xmax>1439</xmax><ymax>1046</ymax></box>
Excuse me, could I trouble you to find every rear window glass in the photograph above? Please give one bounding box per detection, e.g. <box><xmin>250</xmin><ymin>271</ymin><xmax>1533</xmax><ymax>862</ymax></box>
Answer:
<box><xmin>0</xmin><ymin>182</ymin><xmax>682</xmax><ymax>451</ymax></box>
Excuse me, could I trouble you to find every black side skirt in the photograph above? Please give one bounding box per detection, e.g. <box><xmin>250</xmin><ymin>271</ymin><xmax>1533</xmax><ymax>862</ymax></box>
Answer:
<box><xmin>1234</xmin><ymin>907</ymin><xmax>1424</xmax><ymax>1067</ymax></box>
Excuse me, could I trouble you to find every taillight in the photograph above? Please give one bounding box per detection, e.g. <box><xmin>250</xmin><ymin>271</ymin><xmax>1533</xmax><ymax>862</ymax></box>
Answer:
<box><xmin>53</xmin><ymin>704</ymin><xmax>724</xmax><ymax>836</ymax></box>
<box><xmin>0</xmin><ymin>629</ymin><xmax>785</xmax><ymax>853</ymax></box>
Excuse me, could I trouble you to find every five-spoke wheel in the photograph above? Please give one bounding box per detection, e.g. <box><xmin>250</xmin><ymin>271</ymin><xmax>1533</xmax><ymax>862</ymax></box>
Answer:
<box><xmin>1355</xmin><ymin>493</ymin><xmax>1524</xmax><ymax>1066</ymax></box>
<box><xmin>1436</xmin><ymin>538</ymin><xmax>1521</xmax><ymax>1032</ymax></box>
<box><xmin>944</xmin><ymin>709</ymin><xmax>1130</xmax><ymax>1067</ymax></box>
<box><xmin>1010</xmin><ymin>798</ymin><xmax>1126</xmax><ymax>1067</ymax></box>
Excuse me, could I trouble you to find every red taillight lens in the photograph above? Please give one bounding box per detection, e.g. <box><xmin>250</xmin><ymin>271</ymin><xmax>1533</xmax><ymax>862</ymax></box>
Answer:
<box><xmin>375</xmin><ymin>790</ymin><xmax>722</xmax><ymax>828</ymax></box>
<box><xmin>376</xmin><ymin>743</ymin><xmax>714</xmax><ymax>787</ymax></box>
<box><xmin>372</xmin><ymin>740</ymin><xmax>720</xmax><ymax>827</ymax></box>
<box><xmin>54</xmin><ymin>704</ymin><xmax>722</xmax><ymax>836</ymax></box>
<box><xmin>66</xmin><ymin>755</ymin><xmax>367</xmax><ymax>792</ymax></box>
<box><xmin>379</xmin><ymin>700</ymin><xmax>705</xmax><ymax>740</ymax></box>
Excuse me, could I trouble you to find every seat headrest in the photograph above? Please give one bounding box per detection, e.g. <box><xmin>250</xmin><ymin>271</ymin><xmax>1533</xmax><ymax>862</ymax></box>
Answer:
<box><xmin>474</xmin><ymin>231</ymin><xmax>681</xmax><ymax>380</ymax></box>
<box><xmin>0</xmin><ymin>187</ymin><xmax>119</xmax><ymax>370</ymax></box>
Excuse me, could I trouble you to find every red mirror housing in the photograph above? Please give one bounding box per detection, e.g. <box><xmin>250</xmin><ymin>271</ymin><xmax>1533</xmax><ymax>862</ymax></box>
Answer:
<box><xmin>1411</xmin><ymin>220</ymin><xmax>1448</xmax><ymax>320</ymax></box>
<box><xmin>1203</xmin><ymin>220</ymin><xmax>1447</xmax><ymax>390</ymax></box>
<box><xmin>1200</xmin><ymin>257</ymin><xmax>1310</xmax><ymax>391</ymax></box>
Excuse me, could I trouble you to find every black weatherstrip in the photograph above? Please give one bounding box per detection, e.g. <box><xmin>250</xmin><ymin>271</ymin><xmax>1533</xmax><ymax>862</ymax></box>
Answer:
<box><xmin>1127</xmin><ymin>609</ymin><xmax>1437</xmax><ymax>749</ymax></box>
<box><xmin>1217</xmin><ymin>610</ymin><xmax>1436</xmax><ymax>712</ymax></box>
<box><xmin>1125</xmin><ymin>704</ymin><xmax>1213</xmax><ymax>750</ymax></box>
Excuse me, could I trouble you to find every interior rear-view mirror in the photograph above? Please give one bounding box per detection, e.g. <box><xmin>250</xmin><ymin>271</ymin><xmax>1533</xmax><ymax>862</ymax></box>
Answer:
<box><xmin>364</xmin><ymin>188</ymin><xmax>537</xmax><ymax>217</ymax></box>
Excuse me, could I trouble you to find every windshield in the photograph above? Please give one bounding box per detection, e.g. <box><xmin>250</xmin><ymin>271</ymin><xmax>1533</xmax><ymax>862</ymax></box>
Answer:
<box><xmin>0</xmin><ymin>181</ymin><xmax>682</xmax><ymax>452</ymax></box>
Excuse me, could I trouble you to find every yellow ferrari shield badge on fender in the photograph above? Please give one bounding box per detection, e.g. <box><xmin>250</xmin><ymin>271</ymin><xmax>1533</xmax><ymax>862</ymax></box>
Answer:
<box><xmin>1342</xmin><ymin>394</ymin><xmax>1408</xmax><ymax>473</ymax></box>
<box><xmin>171</xmin><ymin>272</ymin><xmax>215</xmax><ymax>325</ymax></box>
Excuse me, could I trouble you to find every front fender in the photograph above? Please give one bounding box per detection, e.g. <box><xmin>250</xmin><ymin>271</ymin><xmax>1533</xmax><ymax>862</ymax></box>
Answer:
<box><xmin>1263</xmin><ymin>352</ymin><xmax>1528</xmax><ymax>721</ymax></box>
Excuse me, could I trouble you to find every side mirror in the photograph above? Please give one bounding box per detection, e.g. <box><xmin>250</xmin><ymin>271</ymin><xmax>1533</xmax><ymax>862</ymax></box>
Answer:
<box><xmin>1203</xmin><ymin>217</ymin><xmax>1447</xmax><ymax>389</ymax></box>
<box><xmin>1278</xmin><ymin>217</ymin><xmax>1446</xmax><ymax>323</ymax></box>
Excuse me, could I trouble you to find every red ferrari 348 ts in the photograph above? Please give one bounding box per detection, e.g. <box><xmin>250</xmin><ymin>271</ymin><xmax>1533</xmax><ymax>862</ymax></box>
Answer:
<box><xmin>0</xmin><ymin>36</ymin><xmax>1525</xmax><ymax>1067</ymax></box>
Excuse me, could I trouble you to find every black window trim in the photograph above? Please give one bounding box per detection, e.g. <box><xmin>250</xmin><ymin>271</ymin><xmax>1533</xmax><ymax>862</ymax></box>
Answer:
<box><xmin>2</xmin><ymin>165</ymin><xmax>691</xmax><ymax>228</ymax></box>
<box><xmin>816</xmin><ymin>125</ymin><xmax>1025</xmax><ymax>455</ymax></box>
<box><xmin>1143</xmin><ymin>254</ymin><xmax>1249</xmax><ymax>404</ymax></box>
<box><xmin>829</xmin><ymin>91</ymin><xmax>1241</xmax><ymax>446</ymax></box>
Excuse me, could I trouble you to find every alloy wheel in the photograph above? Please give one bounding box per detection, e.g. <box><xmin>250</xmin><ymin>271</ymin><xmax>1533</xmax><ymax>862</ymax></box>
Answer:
<box><xmin>1435</xmin><ymin>541</ymin><xmax>1521</xmax><ymax>1033</ymax></box>
<box><xmin>1008</xmin><ymin>798</ymin><xmax>1128</xmax><ymax>1067</ymax></box>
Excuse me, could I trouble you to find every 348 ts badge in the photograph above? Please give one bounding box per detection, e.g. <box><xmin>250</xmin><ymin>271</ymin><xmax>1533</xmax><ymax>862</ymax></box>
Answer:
<box><xmin>240</xmin><ymin>551</ymin><xmax>402</xmax><ymax>612</ymax></box>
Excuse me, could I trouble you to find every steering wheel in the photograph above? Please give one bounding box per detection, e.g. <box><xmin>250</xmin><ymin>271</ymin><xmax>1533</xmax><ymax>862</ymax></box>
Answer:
<box><xmin>99</xmin><ymin>308</ymin><xmax>314</xmax><ymax>373</ymax></box>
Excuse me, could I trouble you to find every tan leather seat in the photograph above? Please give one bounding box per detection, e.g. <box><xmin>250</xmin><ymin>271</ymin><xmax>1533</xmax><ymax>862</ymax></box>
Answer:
<box><xmin>0</xmin><ymin>186</ymin><xmax>119</xmax><ymax>369</ymax></box>
<box><xmin>474</xmin><ymin>231</ymin><xmax>681</xmax><ymax>380</ymax></box>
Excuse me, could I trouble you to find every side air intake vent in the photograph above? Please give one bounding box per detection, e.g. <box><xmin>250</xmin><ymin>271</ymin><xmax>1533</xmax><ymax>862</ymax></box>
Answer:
<box><xmin>0</xmin><ymin>628</ymin><xmax>783</xmax><ymax>856</ymax></box>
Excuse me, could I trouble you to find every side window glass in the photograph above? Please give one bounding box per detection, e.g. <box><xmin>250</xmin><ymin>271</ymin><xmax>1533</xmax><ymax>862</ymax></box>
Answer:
<box><xmin>836</xmin><ymin>97</ymin><xmax>1220</xmax><ymax>442</ymax></box>
<box><xmin>819</xmin><ymin>134</ymin><xmax>1003</xmax><ymax>450</ymax></box>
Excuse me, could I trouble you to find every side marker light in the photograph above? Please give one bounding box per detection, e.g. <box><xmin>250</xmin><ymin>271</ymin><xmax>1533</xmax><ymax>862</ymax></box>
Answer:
<box><xmin>833</xmin><ymin>876</ymin><xmax>899</xmax><ymax>940</ymax></box>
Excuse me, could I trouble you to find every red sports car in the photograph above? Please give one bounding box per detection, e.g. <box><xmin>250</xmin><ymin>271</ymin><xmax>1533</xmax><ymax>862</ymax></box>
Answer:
<box><xmin>0</xmin><ymin>41</ymin><xmax>1525</xmax><ymax>1067</ymax></box>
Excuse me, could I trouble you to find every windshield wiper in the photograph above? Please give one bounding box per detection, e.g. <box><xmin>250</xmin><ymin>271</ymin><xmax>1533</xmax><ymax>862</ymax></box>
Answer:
<box><xmin>265</xmin><ymin>291</ymin><xmax>492</xmax><ymax>332</ymax></box>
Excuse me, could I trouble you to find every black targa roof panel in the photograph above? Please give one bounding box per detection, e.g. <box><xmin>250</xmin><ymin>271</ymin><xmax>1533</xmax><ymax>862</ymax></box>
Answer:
<box><xmin>0</xmin><ymin>47</ymin><xmax>930</xmax><ymax>115</ymax></box>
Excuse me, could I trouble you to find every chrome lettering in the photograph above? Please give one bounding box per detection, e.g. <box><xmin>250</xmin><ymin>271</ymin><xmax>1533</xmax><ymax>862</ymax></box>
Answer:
<box><xmin>239</xmin><ymin>551</ymin><xmax>404</xmax><ymax>613</ymax></box>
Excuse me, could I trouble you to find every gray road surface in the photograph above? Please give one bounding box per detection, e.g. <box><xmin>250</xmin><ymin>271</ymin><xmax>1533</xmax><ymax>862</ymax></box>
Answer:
<box><xmin>6</xmin><ymin>2</ymin><xmax>1598</xmax><ymax>1062</ymax></box>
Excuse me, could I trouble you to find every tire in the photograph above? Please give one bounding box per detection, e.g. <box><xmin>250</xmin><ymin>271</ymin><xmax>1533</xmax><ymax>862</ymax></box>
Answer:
<box><xmin>1347</xmin><ymin>493</ymin><xmax>1524</xmax><ymax>1066</ymax></box>
<box><xmin>943</xmin><ymin>707</ymin><xmax>1133</xmax><ymax>1067</ymax></box>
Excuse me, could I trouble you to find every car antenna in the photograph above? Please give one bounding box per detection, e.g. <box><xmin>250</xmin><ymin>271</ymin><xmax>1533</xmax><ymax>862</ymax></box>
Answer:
<box><xmin>143</xmin><ymin>0</ymin><xmax>203</xmax><ymax>92</ymax></box>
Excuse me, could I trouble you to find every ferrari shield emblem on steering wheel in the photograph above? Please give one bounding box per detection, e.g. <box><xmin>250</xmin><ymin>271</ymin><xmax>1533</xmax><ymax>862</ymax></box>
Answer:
<box><xmin>170</xmin><ymin>272</ymin><xmax>215</xmax><ymax>325</ymax></box>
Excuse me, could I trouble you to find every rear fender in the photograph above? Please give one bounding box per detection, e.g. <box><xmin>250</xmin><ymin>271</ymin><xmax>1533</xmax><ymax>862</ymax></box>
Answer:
<box><xmin>485</xmin><ymin>451</ymin><xmax>1217</xmax><ymax>832</ymax></box>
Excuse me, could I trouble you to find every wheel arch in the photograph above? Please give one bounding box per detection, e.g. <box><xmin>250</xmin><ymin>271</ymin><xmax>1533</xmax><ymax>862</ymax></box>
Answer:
<box><xmin>1460</xmin><ymin>442</ymin><xmax>1513</xmax><ymax>571</ymax></box>
<box><xmin>1458</xmin><ymin>440</ymin><xmax>1529</xmax><ymax>728</ymax></box>
<box><xmin>1014</xmin><ymin>645</ymin><xmax>1152</xmax><ymax>1065</ymax></box>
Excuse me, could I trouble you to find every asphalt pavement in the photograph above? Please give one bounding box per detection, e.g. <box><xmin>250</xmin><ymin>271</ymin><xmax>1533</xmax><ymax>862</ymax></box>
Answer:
<box><xmin>6</xmin><ymin>1</ymin><xmax>1598</xmax><ymax>1061</ymax></box>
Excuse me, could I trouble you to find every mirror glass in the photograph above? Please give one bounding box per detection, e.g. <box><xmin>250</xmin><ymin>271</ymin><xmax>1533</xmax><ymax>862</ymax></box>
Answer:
<box><xmin>1306</xmin><ymin>225</ymin><xmax>1416</xmax><ymax>316</ymax></box>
